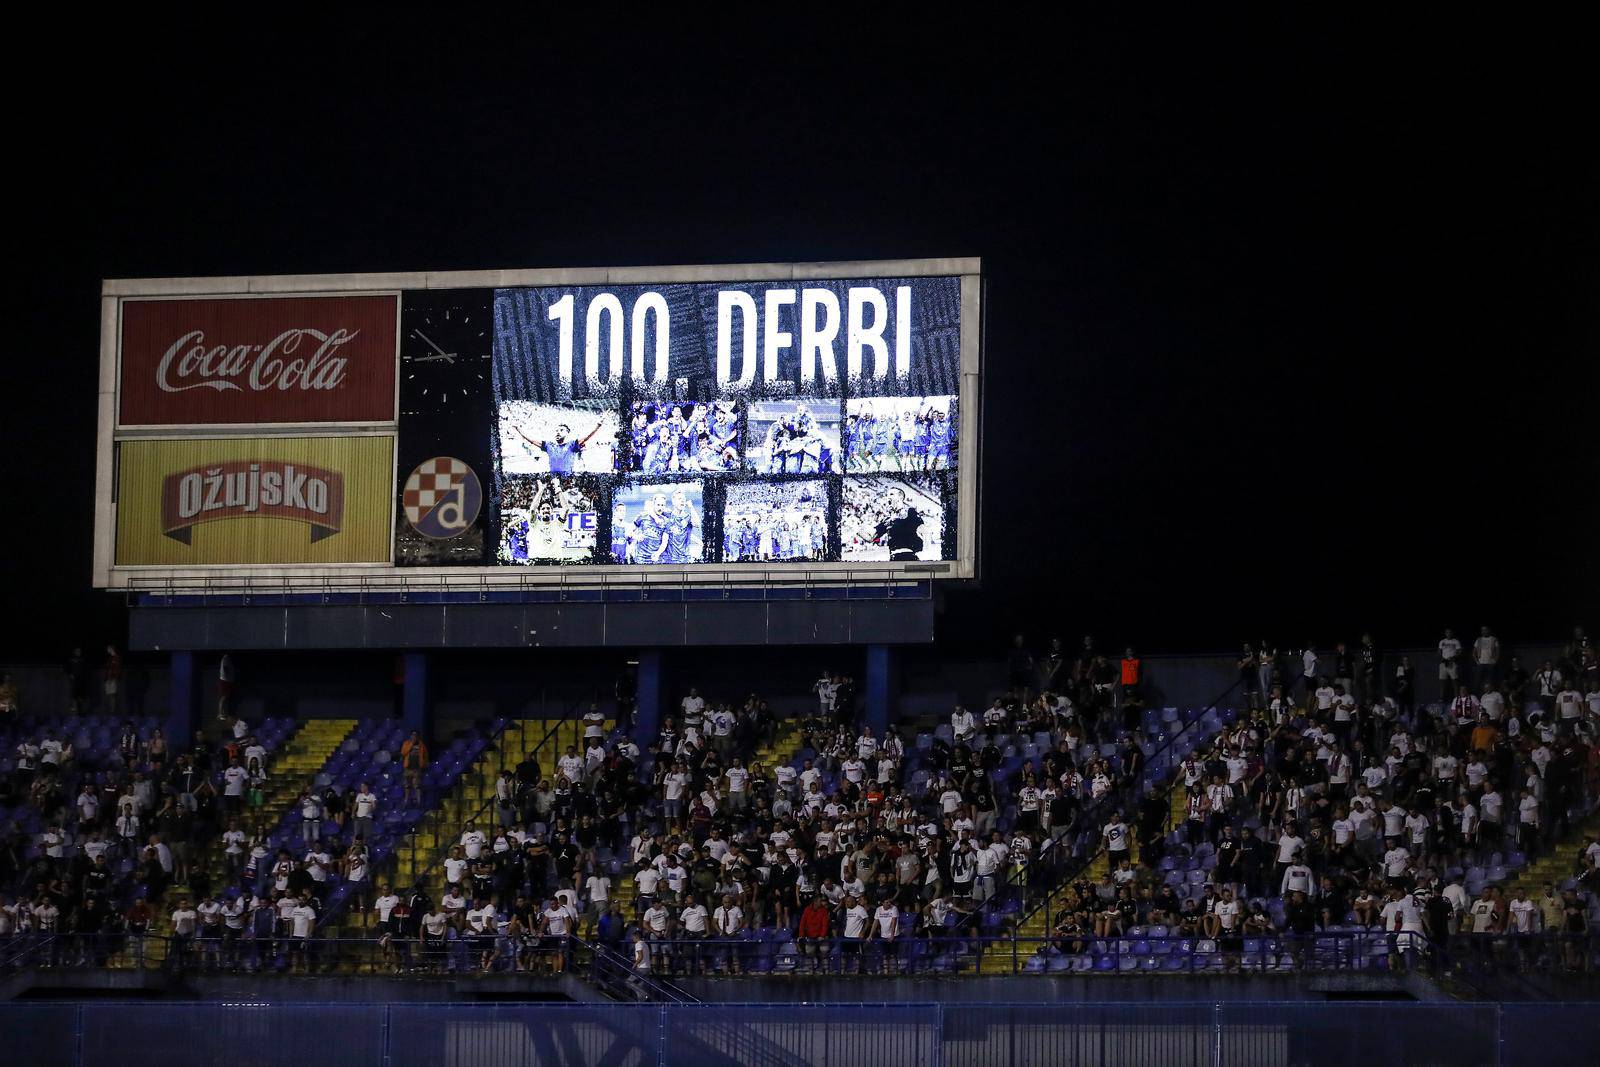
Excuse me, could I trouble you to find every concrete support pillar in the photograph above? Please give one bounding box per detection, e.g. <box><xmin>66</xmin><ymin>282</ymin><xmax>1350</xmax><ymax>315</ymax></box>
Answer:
<box><xmin>401</xmin><ymin>652</ymin><xmax>432</xmax><ymax>740</ymax></box>
<box><xmin>865</xmin><ymin>643</ymin><xmax>899</xmax><ymax>737</ymax></box>
<box><xmin>634</xmin><ymin>648</ymin><xmax>664</xmax><ymax>742</ymax></box>
<box><xmin>167</xmin><ymin>651</ymin><xmax>199</xmax><ymax>744</ymax></box>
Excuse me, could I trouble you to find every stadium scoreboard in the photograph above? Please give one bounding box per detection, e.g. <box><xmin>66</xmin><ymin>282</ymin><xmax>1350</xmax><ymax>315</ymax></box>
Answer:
<box><xmin>94</xmin><ymin>259</ymin><xmax>981</xmax><ymax>590</ymax></box>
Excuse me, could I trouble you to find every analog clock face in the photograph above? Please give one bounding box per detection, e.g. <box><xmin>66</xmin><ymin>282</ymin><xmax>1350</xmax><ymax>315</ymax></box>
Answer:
<box><xmin>400</xmin><ymin>291</ymin><xmax>494</xmax><ymax>412</ymax></box>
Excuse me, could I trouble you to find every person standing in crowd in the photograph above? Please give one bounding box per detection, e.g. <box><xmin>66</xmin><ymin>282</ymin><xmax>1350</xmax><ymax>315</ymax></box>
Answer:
<box><xmin>65</xmin><ymin>647</ymin><xmax>89</xmax><ymax>713</ymax></box>
<box><xmin>1438</xmin><ymin>629</ymin><xmax>1463</xmax><ymax>702</ymax></box>
<box><xmin>101</xmin><ymin>645</ymin><xmax>122</xmax><ymax>714</ymax></box>
<box><xmin>400</xmin><ymin>731</ymin><xmax>429</xmax><ymax>807</ymax></box>
<box><xmin>217</xmin><ymin>653</ymin><xmax>236</xmax><ymax>721</ymax></box>
<box><xmin>1472</xmin><ymin>627</ymin><xmax>1500</xmax><ymax>693</ymax></box>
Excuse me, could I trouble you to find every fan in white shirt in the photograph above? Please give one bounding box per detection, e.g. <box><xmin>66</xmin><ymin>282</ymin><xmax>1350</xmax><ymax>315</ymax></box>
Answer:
<box><xmin>681</xmin><ymin>690</ymin><xmax>707</xmax><ymax>720</ymax></box>
<box><xmin>1382</xmin><ymin>846</ymin><xmax>1412</xmax><ymax>879</ymax></box>
<box><xmin>374</xmin><ymin>892</ymin><xmax>401</xmax><ymax>927</ymax></box>
<box><xmin>1276</xmin><ymin>833</ymin><xmax>1305</xmax><ymax>864</ymax></box>
<box><xmin>170</xmin><ymin>904</ymin><xmax>198</xmax><ymax>936</ymax></box>
<box><xmin>1555</xmin><ymin>688</ymin><xmax>1584</xmax><ymax>720</ymax></box>
<box><xmin>679</xmin><ymin>899</ymin><xmax>709</xmax><ymax>935</ymax></box>
<box><xmin>713</xmin><ymin>898</ymin><xmax>744</xmax><ymax>935</ymax></box>
<box><xmin>1507</xmin><ymin>893</ymin><xmax>1538</xmax><ymax>933</ymax></box>
<box><xmin>1438</xmin><ymin>634</ymin><xmax>1462</xmax><ymax>666</ymax></box>
<box><xmin>441</xmin><ymin>889</ymin><xmax>468</xmax><ymax>917</ymax></box>
<box><xmin>1479</xmin><ymin>788</ymin><xmax>1504</xmax><ymax>826</ymax></box>
<box><xmin>466</xmin><ymin>903</ymin><xmax>497</xmax><ymax>934</ymax></box>
<box><xmin>541</xmin><ymin>903</ymin><xmax>572</xmax><ymax>936</ymax></box>
<box><xmin>842</xmin><ymin>900</ymin><xmax>870</xmax><ymax>939</ymax></box>
<box><xmin>1517</xmin><ymin>794</ymin><xmax>1541</xmax><ymax>832</ymax></box>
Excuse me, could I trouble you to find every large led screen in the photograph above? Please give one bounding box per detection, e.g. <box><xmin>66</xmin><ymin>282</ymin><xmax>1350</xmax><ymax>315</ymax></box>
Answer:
<box><xmin>487</xmin><ymin>276</ymin><xmax>961</xmax><ymax>565</ymax></box>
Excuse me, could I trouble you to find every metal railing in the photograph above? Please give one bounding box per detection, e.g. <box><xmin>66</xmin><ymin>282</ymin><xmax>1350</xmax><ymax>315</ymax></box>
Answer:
<box><xmin>0</xmin><ymin>1001</ymin><xmax>1593</xmax><ymax>1067</ymax></box>
<box><xmin>123</xmin><ymin>568</ymin><xmax>939</xmax><ymax>602</ymax></box>
<box><xmin>602</xmin><ymin>931</ymin><xmax>1600</xmax><ymax>978</ymax></box>
<box><xmin>10</xmin><ymin>931</ymin><xmax>1591</xmax><ymax>980</ymax></box>
<box><xmin>0</xmin><ymin>931</ymin><xmax>578</xmax><ymax>977</ymax></box>
<box><xmin>576</xmin><ymin>935</ymin><xmax>697</xmax><ymax>1003</ymax></box>
<box><xmin>391</xmin><ymin>695</ymin><xmax>593</xmax><ymax>906</ymax></box>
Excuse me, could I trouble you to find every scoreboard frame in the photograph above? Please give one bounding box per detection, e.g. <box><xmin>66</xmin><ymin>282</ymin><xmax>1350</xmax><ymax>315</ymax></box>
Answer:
<box><xmin>94</xmin><ymin>259</ymin><xmax>982</xmax><ymax>591</ymax></box>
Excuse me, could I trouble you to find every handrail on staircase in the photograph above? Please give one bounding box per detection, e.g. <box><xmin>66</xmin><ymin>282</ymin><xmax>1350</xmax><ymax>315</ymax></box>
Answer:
<box><xmin>397</xmin><ymin>692</ymin><xmax>595</xmax><ymax>900</ymax></box>
<box><xmin>574</xmin><ymin>935</ymin><xmax>697</xmax><ymax>1003</ymax></box>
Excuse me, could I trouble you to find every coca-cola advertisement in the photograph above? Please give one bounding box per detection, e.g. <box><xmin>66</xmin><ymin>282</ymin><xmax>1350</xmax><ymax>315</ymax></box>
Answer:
<box><xmin>119</xmin><ymin>295</ymin><xmax>398</xmax><ymax>425</ymax></box>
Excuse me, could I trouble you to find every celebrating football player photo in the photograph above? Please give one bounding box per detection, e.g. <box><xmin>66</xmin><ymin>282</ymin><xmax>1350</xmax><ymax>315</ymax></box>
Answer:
<box><xmin>843</xmin><ymin>396</ymin><xmax>955</xmax><ymax>473</ymax></box>
<box><xmin>497</xmin><ymin>475</ymin><xmax>599</xmax><ymax>564</ymax></box>
<box><xmin>496</xmin><ymin>400</ymin><xmax>618</xmax><ymax>475</ymax></box>
<box><xmin>626</xmin><ymin>401</ymin><xmax>742</xmax><ymax>474</ymax></box>
<box><xmin>721</xmin><ymin>479</ymin><xmax>830</xmax><ymax>562</ymax></box>
<box><xmin>744</xmin><ymin>399</ymin><xmax>842</xmax><ymax>475</ymax></box>
<box><xmin>609</xmin><ymin>481</ymin><xmax>705</xmax><ymax>565</ymax></box>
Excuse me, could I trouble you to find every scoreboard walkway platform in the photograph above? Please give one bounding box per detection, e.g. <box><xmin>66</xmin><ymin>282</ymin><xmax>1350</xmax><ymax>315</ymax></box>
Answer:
<box><xmin>126</xmin><ymin>577</ymin><xmax>938</xmax><ymax>649</ymax></box>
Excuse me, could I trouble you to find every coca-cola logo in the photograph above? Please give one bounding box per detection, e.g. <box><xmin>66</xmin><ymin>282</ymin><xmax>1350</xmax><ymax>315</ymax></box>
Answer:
<box><xmin>159</xmin><ymin>460</ymin><xmax>345</xmax><ymax>544</ymax></box>
<box><xmin>157</xmin><ymin>328</ymin><xmax>356</xmax><ymax>393</ymax></box>
<box><xmin>118</xmin><ymin>296</ymin><xmax>397</xmax><ymax>426</ymax></box>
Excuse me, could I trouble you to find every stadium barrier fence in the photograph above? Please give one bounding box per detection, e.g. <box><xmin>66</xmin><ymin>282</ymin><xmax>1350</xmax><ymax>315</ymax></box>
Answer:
<box><xmin>3</xmin><ymin>931</ymin><xmax>1596</xmax><ymax>980</ymax></box>
<box><xmin>1</xmin><ymin>1000</ymin><xmax>1595</xmax><ymax>1067</ymax></box>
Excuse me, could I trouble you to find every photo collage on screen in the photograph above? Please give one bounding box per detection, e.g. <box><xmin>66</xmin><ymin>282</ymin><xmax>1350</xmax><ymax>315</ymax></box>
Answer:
<box><xmin>487</xmin><ymin>278</ymin><xmax>962</xmax><ymax>565</ymax></box>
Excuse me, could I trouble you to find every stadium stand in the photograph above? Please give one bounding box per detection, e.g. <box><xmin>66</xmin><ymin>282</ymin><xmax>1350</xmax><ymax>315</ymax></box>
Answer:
<box><xmin>2</xmin><ymin>635</ymin><xmax>1597</xmax><ymax>986</ymax></box>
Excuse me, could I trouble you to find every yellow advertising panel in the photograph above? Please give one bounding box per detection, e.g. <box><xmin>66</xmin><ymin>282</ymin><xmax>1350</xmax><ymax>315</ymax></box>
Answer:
<box><xmin>116</xmin><ymin>436</ymin><xmax>393</xmax><ymax>565</ymax></box>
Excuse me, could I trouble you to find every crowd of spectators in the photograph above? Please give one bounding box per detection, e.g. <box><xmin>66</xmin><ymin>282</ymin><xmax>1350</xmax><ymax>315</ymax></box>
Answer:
<box><xmin>0</xmin><ymin>686</ymin><xmax>300</xmax><ymax>967</ymax></box>
<box><xmin>3</xmin><ymin>627</ymin><xmax>1598</xmax><ymax>978</ymax></box>
<box><xmin>1040</xmin><ymin>627</ymin><xmax>1599</xmax><ymax>971</ymax></box>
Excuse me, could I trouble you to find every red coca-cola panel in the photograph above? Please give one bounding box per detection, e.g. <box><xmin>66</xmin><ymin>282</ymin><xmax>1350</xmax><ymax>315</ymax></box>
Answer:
<box><xmin>119</xmin><ymin>295</ymin><xmax>398</xmax><ymax>425</ymax></box>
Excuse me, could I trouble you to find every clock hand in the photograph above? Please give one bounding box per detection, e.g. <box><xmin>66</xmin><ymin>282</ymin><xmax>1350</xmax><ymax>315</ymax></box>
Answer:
<box><xmin>412</xmin><ymin>329</ymin><xmax>457</xmax><ymax>362</ymax></box>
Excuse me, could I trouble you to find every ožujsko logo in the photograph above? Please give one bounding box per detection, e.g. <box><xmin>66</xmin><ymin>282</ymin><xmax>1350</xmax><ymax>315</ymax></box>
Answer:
<box><xmin>402</xmin><ymin>458</ymin><xmax>482</xmax><ymax>539</ymax></box>
<box><xmin>160</xmin><ymin>461</ymin><xmax>345</xmax><ymax>544</ymax></box>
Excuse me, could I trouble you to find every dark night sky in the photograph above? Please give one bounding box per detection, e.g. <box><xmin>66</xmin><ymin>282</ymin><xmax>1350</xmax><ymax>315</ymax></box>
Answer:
<box><xmin>6</xmin><ymin>16</ymin><xmax>1596</xmax><ymax>659</ymax></box>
